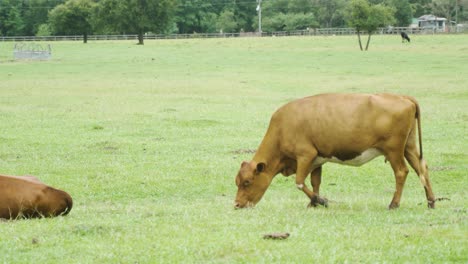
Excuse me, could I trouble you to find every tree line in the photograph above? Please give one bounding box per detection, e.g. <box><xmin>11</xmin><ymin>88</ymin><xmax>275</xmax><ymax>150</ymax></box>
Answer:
<box><xmin>1</xmin><ymin>0</ymin><xmax>466</xmax><ymax>44</ymax></box>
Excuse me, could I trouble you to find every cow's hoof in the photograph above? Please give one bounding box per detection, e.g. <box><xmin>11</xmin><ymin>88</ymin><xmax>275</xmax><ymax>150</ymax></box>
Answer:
<box><xmin>388</xmin><ymin>203</ymin><xmax>399</xmax><ymax>210</ymax></box>
<box><xmin>308</xmin><ymin>196</ymin><xmax>328</xmax><ymax>208</ymax></box>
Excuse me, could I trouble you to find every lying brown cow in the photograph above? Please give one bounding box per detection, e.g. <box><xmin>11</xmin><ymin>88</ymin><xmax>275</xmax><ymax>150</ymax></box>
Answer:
<box><xmin>0</xmin><ymin>174</ymin><xmax>73</xmax><ymax>219</ymax></box>
<box><xmin>235</xmin><ymin>93</ymin><xmax>435</xmax><ymax>209</ymax></box>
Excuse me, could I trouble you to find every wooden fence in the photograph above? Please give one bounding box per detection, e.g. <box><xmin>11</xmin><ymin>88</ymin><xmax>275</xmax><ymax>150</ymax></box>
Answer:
<box><xmin>0</xmin><ymin>26</ymin><xmax>466</xmax><ymax>42</ymax></box>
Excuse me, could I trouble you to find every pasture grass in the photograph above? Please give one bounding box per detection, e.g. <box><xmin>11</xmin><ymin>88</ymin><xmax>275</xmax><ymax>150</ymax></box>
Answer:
<box><xmin>0</xmin><ymin>34</ymin><xmax>467</xmax><ymax>263</ymax></box>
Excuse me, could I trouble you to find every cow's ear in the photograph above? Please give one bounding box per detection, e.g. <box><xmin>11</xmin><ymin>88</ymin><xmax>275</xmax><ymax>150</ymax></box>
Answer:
<box><xmin>256</xmin><ymin>162</ymin><xmax>266</xmax><ymax>174</ymax></box>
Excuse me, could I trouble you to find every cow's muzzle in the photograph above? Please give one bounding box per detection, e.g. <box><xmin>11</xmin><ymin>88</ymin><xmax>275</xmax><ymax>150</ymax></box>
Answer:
<box><xmin>234</xmin><ymin>201</ymin><xmax>254</xmax><ymax>209</ymax></box>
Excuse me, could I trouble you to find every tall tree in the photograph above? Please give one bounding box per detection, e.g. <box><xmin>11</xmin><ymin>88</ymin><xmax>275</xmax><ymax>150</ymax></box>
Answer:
<box><xmin>286</xmin><ymin>13</ymin><xmax>319</xmax><ymax>31</ymax></box>
<box><xmin>48</xmin><ymin>0</ymin><xmax>96</xmax><ymax>43</ymax></box>
<box><xmin>287</xmin><ymin>0</ymin><xmax>314</xmax><ymax>13</ymax></box>
<box><xmin>216</xmin><ymin>9</ymin><xmax>237</xmax><ymax>33</ymax></box>
<box><xmin>390</xmin><ymin>0</ymin><xmax>413</xmax><ymax>26</ymax></box>
<box><xmin>23</xmin><ymin>0</ymin><xmax>66</xmax><ymax>36</ymax></box>
<box><xmin>0</xmin><ymin>0</ymin><xmax>25</xmax><ymax>36</ymax></box>
<box><xmin>346</xmin><ymin>0</ymin><xmax>370</xmax><ymax>50</ymax></box>
<box><xmin>232</xmin><ymin>0</ymin><xmax>257</xmax><ymax>32</ymax></box>
<box><xmin>313</xmin><ymin>0</ymin><xmax>347</xmax><ymax>28</ymax></box>
<box><xmin>459</xmin><ymin>0</ymin><xmax>468</xmax><ymax>23</ymax></box>
<box><xmin>257</xmin><ymin>0</ymin><xmax>318</xmax><ymax>32</ymax></box>
<box><xmin>365</xmin><ymin>4</ymin><xmax>395</xmax><ymax>49</ymax></box>
<box><xmin>409</xmin><ymin>0</ymin><xmax>432</xmax><ymax>17</ymax></box>
<box><xmin>346</xmin><ymin>0</ymin><xmax>395</xmax><ymax>51</ymax></box>
<box><xmin>431</xmin><ymin>0</ymin><xmax>462</xmax><ymax>23</ymax></box>
<box><xmin>96</xmin><ymin>0</ymin><xmax>177</xmax><ymax>44</ymax></box>
<box><xmin>175</xmin><ymin>0</ymin><xmax>217</xmax><ymax>33</ymax></box>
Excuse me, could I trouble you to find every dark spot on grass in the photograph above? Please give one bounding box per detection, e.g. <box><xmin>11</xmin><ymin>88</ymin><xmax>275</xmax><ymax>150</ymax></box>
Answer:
<box><xmin>231</xmin><ymin>149</ymin><xmax>256</xmax><ymax>154</ymax></box>
<box><xmin>91</xmin><ymin>141</ymin><xmax>119</xmax><ymax>153</ymax></box>
<box><xmin>92</xmin><ymin>125</ymin><xmax>104</xmax><ymax>130</ymax></box>
<box><xmin>72</xmin><ymin>225</ymin><xmax>109</xmax><ymax>236</ymax></box>
<box><xmin>263</xmin><ymin>232</ymin><xmax>290</xmax><ymax>240</ymax></box>
<box><xmin>179</xmin><ymin>119</ymin><xmax>221</xmax><ymax>127</ymax></box>
<box><xmin>431</xmin><ymin>166</ymin><xmax>454</xmax><ymax>171</ymax></box>
<box><xmin>192</xmin><ymin>119</ymin><xmax>219</xmax><ymax>126</ymax></box>
<box><xmin>418</xmin><ymin>197</ymin><xmax>450</xmax><ymax>206</ymax></box>
<box><xmin>102</xmin><ymin>146</ymin><xmax>118</xmax><ymax>152</ymax></box>
<box><xmin>453</xmin><ymin>208</ymin><xmax>466</xmax><ymax>213</ymax></box>
<box><xmin>0</xmin><ymin>153</ymin><xmax>21</xmax><ymax>161</ymax></box>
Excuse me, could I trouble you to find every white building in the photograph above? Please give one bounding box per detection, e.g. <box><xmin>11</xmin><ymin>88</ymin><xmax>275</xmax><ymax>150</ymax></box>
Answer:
<box><xmin>418</xmin><ymin>15</ymin><xmax>447</xmax><ymax>32</ymax></box>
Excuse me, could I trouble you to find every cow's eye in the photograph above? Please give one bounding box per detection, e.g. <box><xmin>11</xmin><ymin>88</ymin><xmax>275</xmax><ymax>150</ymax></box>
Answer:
<box><xmin>243</xmin><ymin>180</ymin><xmax>251</xmax><ymax>187</ymax></box>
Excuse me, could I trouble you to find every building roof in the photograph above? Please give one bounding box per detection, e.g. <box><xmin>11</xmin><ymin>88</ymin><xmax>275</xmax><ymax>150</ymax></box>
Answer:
<box><xmin>418</xmin><ymin>15</ymin><xmax>447</xmax><ymax>21</ymax></box>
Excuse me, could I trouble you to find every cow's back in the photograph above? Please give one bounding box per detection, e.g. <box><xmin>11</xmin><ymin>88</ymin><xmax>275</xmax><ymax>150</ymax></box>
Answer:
<box><xmin>268</xmin><ymin>93</ymin><xmax>417</xmax><ymax>158</ymax></box>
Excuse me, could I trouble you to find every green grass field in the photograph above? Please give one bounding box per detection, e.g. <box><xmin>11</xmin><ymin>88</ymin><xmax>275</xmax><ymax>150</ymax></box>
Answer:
<box><xmin>0</xmin><ymin>35</ymin><xmax>467</xmax><ymax>263</ymax></box>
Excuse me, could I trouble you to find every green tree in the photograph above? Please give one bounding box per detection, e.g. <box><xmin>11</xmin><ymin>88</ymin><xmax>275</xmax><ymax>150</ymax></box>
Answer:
<box><xmin>48</xmin><ymin>0</ymin><xmax>96</xmax><ymax>43</ymax></box>
<box><xmin>431</xmin><ymin>0</ymin><xmax>462</xmax><ymax>23</ymax></box>
<box><xmin>213</xmin><ymin>0</ymin><xmax>257</xmax><ymax>32</ymax></box>
<box><xmin>346</xmin><ymin>0</ymin><xmax>395</xmax><ymax>51</ymax></box>
<box><xmin>36</xmin><ymin>23</ymin><xmax>51</xmax><ymax>36</ymax></box>
<box><xmin>390</xmin><ymin>0</ymin><xmax>413</xmax><ymax>26</ymax></box>
<box><xmin>231</xmin><ymin>0</ymin><xmax>257</xmax><ymax>32</ymax></box>
<box><xmin>216</xmin><ymin>9</ymin><xmax>237</xmax><ymax>33</ymax></box>
<box><xmin>6</xmin><ymin>7</ymin><xmax>24</xmax><ymax>36</ymax></box>
<box><xmin>409</xmin><ymin>0</ymin><xmax>432</xmax><ymax>17</ymax></box>
<box><xmin>22</xmin><ymin>0</ymin><xmax>65</xmax><ymax>36</ymax></box>
<box><xmin>365</xmin><ymin>4</ymin><xmax>395</xmax><ymax>49</ymax></box>
<box><xmin>287</xmin><ymin>0</ymin><xmax>314</xmax><ymax>13</ymax></box>
<box><xmin>97</xmin><ymin>0</ymin><xmax>177</xmax><ymax>44</ymax></box>
<box><xmin>459</xmin><ymin>0</ymin><xmax>468</xmax><ymax>22</ymax></box>
<box><xmin>0</xmin><ymin>0</ymin><xmax>25</xmax><ymax>36</ymax></box>
<box><xmin>346</xmin><ymin>0</ymin><xmax>370</xmax><ymax>50</ymax></box>
<box><xmin>262</xmin><ymin>0</ymin><xmax>290</xmax><ymax>17</ymax></box>
<box><xmin>175</xmin><ymin>0</ymin><xmax>217</xmax><ymax>33</ymax></box>
<box><xmin>313</xmin><ymin>0</ymin><xmax>347</xmax><ymax>27</ymax></box>
<box><xmin>258</xmin><ymin>0</ymin><xmax>318</xmax><ymax>32</ymax></box>
<box><xmin>260</xmin><ymin>13</ymin><xmax>287</xmax><ymax>32</ymax></box>
<box><xmin>284</xmin><ymin>13</ymin><xmax>319</xmax><ymax>31</ymax></box>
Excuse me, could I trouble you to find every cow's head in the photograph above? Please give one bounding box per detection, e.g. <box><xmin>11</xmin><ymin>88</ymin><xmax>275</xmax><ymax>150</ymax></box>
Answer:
<box><xmin>234</xmin><ymin>161</ymin><xmax>272</xmax><ymax>209</ymax></box>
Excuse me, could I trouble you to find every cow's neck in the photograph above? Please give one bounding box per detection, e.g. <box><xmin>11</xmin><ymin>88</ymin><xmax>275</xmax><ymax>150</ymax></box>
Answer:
<box><xmin>252</xmin><ymin>138</ymin><xmax>283</xmax><ymax>179</ymax></box>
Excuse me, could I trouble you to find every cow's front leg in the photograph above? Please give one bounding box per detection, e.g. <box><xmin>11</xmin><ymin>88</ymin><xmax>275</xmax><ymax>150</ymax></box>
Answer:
<box><xmin>295</xmin><ymin>155</ymin><xmax>319</xmax><ymax>207</ymax></box>
<box><xmin>309</xmin><ymin>166</ymin><xmax>328</xmax><ymax>207</ymax></box>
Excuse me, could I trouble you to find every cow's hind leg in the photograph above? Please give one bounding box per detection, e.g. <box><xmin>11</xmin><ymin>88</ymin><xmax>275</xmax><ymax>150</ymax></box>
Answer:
<box><xmin>309</xmin><ymin>166</ymin><xmax>328</xmax><ymax>207</ymax></box>
<box><xmin>386</xmin><ymin>151</ymin><xmax>409</xmax><ymax>209</ymax></box>
<box><xmin>404</xmin><ymin>132</ymin><xmax>436</xmax><ymax>208</ymax></box>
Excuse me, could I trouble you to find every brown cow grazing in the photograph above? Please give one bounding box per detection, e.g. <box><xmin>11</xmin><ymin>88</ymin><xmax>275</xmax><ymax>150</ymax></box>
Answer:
<box><xmin>0</xmin><ymin>174</ymin><xmax>73</xmax><ymax>219</ymax></box>
<box><xmin>235</xmin><ymin>93</ymin><xmax>435</xmax><ymax>209</ymax></box>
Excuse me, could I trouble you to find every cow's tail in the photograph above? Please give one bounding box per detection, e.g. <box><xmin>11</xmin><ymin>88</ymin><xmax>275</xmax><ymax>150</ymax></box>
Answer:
<box><xmin>415</xmin><ymin>101</ymin><xmax>423</xmax><ymax>160</ymax></box>
<box><xmin>405</xmin><ymin>96</ymin><xmax>423</xmax><ymax>160</ymax></box>
<box><xmin>406</xmin><ymin>96</ymin><xmax>427</xmax><ymax>187</ymax></box>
